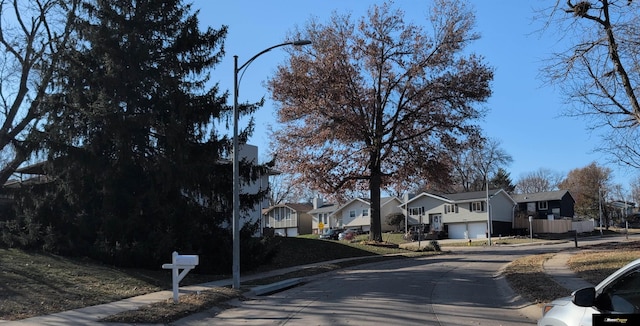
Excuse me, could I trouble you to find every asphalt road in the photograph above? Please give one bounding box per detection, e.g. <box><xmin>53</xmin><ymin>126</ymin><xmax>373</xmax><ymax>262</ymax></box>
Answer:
<box><xmin>174</xmin><ymin>236</ymin><xmax>631</xmax><ymax>326</ymax></box>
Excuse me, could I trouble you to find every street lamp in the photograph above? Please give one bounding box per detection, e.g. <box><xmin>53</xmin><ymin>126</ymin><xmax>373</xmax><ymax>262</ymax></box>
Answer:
<box><xmin>486</xmin><ymin>177</ymin><xmax>491</xmax><ymax>246</ymax></box>
<box><xmin>231</xmin><ymin>40</ymin><xmax>311</xmax><ymax>289</ymax></box>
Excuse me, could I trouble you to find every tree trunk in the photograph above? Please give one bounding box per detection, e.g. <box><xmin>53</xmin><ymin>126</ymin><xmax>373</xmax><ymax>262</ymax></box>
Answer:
<box><xmin>369</xmin><ymin>166</ymin><xmax>382</xmax><ymax>242</ymax></box>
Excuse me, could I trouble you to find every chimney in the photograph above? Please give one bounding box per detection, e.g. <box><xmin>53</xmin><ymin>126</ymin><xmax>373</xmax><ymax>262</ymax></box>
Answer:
<box><xmin>403</xmin><ymin>193</ymin><xmax>415</xmax><ymax>203</ymax></box>
<box><xmin>313</xmin><ymin>197</ymin><xmax>323</xmax><ymax>209</ymax></box>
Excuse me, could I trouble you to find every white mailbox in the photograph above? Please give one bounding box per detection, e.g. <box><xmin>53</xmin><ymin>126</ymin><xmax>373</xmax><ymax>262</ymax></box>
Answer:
<box><xmin>162</xmin><ymin>251</ymin><xmax>200</xmax><ymax>303</ymax></box>
<box><xmin>174</xmin><ymin>254</ymin><xmax>198</xmax><ymax>267</ymax></box>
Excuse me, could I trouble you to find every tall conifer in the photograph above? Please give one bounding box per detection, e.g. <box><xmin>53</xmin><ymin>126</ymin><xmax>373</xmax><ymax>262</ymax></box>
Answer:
<box><xmin>35</xmin><ymin>0</ymin><xmax>265</xmax><ymax>271</ymax></box>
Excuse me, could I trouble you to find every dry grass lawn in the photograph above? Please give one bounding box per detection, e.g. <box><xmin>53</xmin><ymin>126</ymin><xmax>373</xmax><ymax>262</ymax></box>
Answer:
<box><xmin>504</xmin><ymin>239</ymin><xmax>640</xmax><ymax>305</ymax></box>
<box><xmin>568</xmin><ymin>242</ymin><xmax>640</xmax><ymax>285</ymax></box>
<box><xmin>101</xmin><ymin>287</ymin><xmax>244</xmax><ymax>324</ymax></box>
<box><xmin>503</xmin><ymin>253</ymin><xmax>572</xmax><ymax>304</ymax></box>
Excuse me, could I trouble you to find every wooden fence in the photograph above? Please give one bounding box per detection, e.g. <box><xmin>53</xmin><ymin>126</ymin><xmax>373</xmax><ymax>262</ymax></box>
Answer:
<box><xmin>514</xmin><ymin>218</ymin><xmax>594</xmax><ymax>234</ymax></box>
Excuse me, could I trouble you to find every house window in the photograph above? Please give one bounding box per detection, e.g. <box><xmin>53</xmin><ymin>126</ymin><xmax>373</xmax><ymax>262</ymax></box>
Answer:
<box><xmin>362</xmin><ymin>209</ymin><xmax>369</xmax><ymax>217</ymax></box>
<box><xmin>538</xmin><ymin>201</ymin><xmax>548</xmax><ymax>210</ymax></box>
<box><xmin>274</xmin><ymin>207</ymin><xmax>291</xmax><ymax>221</ymax></box>
<box><xmin>349</xmin><ymin>210</ymin><xmax>356</xmax><ymax>218</ymax></box>
<box><xmin>444</xmin><ymin>204</ymin><xmax>458</xmax><ymax>214</ymax></box>
<box><xmin>471</xmin><ymin>201</ymin><xmax>485</xmax><ymax>212</ymax></box>
<box><xmin>409</xmin><ymin>207</ymin><xmax>424</xmax><ymax>216</ymax></box>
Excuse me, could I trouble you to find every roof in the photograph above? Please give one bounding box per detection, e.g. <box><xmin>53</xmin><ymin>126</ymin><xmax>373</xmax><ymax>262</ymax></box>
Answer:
<box><xmin>15</xmin><ymin>162</ymin><xmax>47</xmax><ymax>175</ymax></box>
<box><xmin>262</xmin><ymin>203</ymin><xmax>313</xmax><ymax>215</ymax></box>
<box><xmin>308</xmin><ymin>203</ymin><xmax>340</xmax><ymax>214</ymax></box>
<box><xmin>435</xmin><ymin>189</ymin><xmax>503</xmax><ymax>202</ymax></box>
<box><xmin>326</xmin><ymin>196</ymin><xmax>400</xmax><ymax>217</ymax></box>
<box><xmin>402</xmin><ymin>189</ymin><xmax>518</xmax><ymax>207</ymax></box>
<box><xmin>511</xmin><ymin>190</ymin><xmax>573</xmax><ymax>203</ymax></box>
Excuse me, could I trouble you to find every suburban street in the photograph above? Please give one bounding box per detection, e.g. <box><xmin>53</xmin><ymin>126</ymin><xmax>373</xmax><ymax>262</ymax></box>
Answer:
<box><xmin>175</xmin><ymin>237</ymin><xmax>633</xmax><ymax>326</ymax></box>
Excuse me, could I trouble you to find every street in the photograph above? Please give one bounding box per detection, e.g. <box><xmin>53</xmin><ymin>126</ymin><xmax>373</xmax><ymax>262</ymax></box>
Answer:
<box><xmin>176</xmin><ymin>236</ymin><xmax>631</xmax><ymax>326</ymax></box>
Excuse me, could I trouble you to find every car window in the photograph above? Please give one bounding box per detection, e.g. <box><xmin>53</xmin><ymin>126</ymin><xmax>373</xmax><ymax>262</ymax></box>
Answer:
<box><xmin>597</xmin><ymin>267</ymin><xmax>640</xmax><ymax>313</ymax></box>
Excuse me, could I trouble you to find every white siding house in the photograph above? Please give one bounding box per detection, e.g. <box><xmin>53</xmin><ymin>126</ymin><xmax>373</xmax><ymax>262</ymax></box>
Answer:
<box><xmin>402</xmin><ymin>189</ymin><xmax>517</xmax><ymax>239</ymax></box>
<box><xmin>402</xmin><ymin>193</ymin><xmax>452</xmax><ymax>233</ymax></box>
<box><xmin>329</xmin><ymin>197</ymin><xmax>401</xmax><ymax>233</ymax></box>
<box><xmin>262</xmin><ymin>203</ymin><xmax>313</xmax><ymax>237</ymax></box>
<box><xmin>308</xmin><ymin>197</ymin><xmax>340</xmax><ymax>234</ymax></box>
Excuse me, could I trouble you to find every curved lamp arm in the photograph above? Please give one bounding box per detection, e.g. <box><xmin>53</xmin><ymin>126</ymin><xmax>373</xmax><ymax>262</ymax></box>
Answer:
<box><xmin>235</xmin><ymin>40</ymin><xmax>312</xmax><ymax>90</ymax></box>
<box><xmin>237</xmin><ymin>40</ymin><xmax>311</xmax><ymax>73</ymax></box>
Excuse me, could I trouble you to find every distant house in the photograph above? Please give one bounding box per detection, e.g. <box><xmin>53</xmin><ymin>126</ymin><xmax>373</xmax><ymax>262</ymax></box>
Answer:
<box><xmin>511</xmin><ymin>190</ymin><xmax>592</xmax><ymax>234</ymax></box>
<box><xmin>262</xmin><ymin>203</ymin><xmax>313</xmax><ymax>237</ymax></box>
<box><xmin>403</xmin><ymin>189</ymin><xmax>517</xmax><ymax>239</ymax></box>
<box><xmin>329</xmin><ymin>197</ymin><xmax>403</xmax><ymax>233</ymax></box>
<box><xmin>608</xmin><ymin>200</ymin><xmax>637</xmax><ymax>222</ymax></box>
<box><xmin>308</xmin><ymin>197</ymin><xmax>340</xmax><ymax>234</ymax></box>
<box><xmin>512</xmin><ymin>190</ymin><xmax>575</xmax><ymax>220</ymax></box>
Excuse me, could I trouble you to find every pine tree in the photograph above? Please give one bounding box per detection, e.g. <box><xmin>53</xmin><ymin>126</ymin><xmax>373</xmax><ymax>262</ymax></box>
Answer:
<box><xmin>31</xmin><ymin>0</ymin><xmax>266</xmax><ymax>272</ymax></box>
<box><xmin>490</xmin><ymin>168</ymin><xmax>515</xmax><ymax>194</ymax></box>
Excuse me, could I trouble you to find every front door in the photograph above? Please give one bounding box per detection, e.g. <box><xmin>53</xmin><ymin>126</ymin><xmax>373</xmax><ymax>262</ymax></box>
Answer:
<box><xmin>430</xmin><ymin>214</ymin><xmax>442</xmax><ymax>232</ymax></box>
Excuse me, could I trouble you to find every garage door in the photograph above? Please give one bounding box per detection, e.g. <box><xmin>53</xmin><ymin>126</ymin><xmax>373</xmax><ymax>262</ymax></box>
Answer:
<box><xmin>447</xmin><ymin>222</ymin><xmax>488</xmax><ymax>239</ymax></box>
<box><xmin>468</xmin><ymin>222</ymin><xmax>487</xmax><ymax>239</ymax></box>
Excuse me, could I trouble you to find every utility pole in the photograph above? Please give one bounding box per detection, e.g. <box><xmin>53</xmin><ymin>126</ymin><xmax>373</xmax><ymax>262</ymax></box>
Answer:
<box><xmin>598</xmin><ymin>186</ymin><xmax>603</xmax><ymax>236</ymax></box>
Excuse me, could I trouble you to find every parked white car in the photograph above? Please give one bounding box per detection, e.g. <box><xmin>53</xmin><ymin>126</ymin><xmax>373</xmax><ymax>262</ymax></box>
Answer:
<box><xmin>538</xmin><ymin>258</ymin><xmax>640</xmax><ymax>326</ymax></box>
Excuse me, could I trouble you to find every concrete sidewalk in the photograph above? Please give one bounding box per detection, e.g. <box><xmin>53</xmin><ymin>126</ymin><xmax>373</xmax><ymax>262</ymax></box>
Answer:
<box><xmin>543</xmin><ymin>250</ymin><xmax>594</xmax><ymax>292</ymax></box>
<box><xmin>517</xmin><ymin>250</ymin><xmax>596</xmax><ymax>322</ymax></box>
<box><xmin>3</xmin><ymin>248</ymin><xmax>591</xmax><ymax>325</ymax></box>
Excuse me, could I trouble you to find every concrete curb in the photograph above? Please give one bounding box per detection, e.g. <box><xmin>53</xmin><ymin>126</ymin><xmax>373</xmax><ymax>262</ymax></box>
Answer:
<box><xmin>249</xmin><ymin>277</ymin><xmax>305</xmax><ymax>296</ymax></box>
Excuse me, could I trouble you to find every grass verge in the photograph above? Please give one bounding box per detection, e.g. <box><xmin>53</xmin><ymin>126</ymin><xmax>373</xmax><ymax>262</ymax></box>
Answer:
<box><xmin>503</xmin><ymin>239</ymin><xmax>640</xmax><ymax>306</ymax></box>
<box><xmin>503</xmin><ymin>253</ymin><xmax>572</xmax><ymax>304</ymax></box>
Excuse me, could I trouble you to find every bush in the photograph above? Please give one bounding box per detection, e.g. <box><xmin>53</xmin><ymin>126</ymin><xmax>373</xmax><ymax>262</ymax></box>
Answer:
<box><xmin>429</xmin><ymin>240</ymin><xmax>441</xmax><ymax>252</ymax></box>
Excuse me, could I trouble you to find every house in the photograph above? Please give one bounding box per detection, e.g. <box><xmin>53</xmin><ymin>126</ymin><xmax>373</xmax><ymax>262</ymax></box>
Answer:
<box><xmin>329</xmin><ymin>196</ymin><xmax>403</xmax><ymax>233</ymax></box>
<box><xmin>512</xmin><ymin>190</ymin><xmax>575</xmax><ymax>220</ymax></box>
<box><xmin>308</xmin><ymin>197</ymin><xmax>340</xmax><ymax>234</ymax></box>
<box><xmin>608</xmin><ymin>200</ymin><xmax>637</xmax><ymax>223</ymax></box>
<box><xmin>237</xmin><ymin>145</ymin><xmax>274</xmax><ymax>237</ymax></box>
<box><xmin>402</xmin><ymin>189</ymin><xmax>517</xmax><ymax>239</ymax></box>
<box><xmin>262</xmin><ymin>203</ymin><xmax>313</xmax><ymax>237</ymax></box>
<box><xmin>511</xmin><ymin>190</ymin><xmax>591</xmax><ymax>234</ymax></box>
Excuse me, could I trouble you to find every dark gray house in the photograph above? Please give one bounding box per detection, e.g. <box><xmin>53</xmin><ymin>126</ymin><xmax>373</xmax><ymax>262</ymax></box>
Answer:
<box><xmin>512</xmin><ymin>190</ymin><xmax>575</xmax><ymax>220</ymax></box>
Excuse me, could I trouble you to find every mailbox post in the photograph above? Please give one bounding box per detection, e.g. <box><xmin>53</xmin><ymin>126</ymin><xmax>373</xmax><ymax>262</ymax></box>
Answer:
<box><xmin>162</xmin><ymin>251</ymin><xmax>199</xmax><ymax>303</ymax></box>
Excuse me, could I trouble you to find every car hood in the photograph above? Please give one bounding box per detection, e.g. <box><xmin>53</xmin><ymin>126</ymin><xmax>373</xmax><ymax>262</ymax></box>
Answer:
<box><xmin>549</xmin><ymin>295</ymin><xmax>572</xmax><ymax>306</ymax></box>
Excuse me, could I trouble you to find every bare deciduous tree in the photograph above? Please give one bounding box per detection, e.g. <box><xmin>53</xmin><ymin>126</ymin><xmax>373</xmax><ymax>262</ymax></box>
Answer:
<box><xmin>543</xmin><ymin>0</ymin><xmax>640</xmax><ymax>167</ymax></box>
<box><xmin>268</xmin><ymin>172</ymin><xmax>317</xmax><ymax>205</ymax></box>
<box><xmin>268</xmin><ymin>0</ymin><xmax>493</xmax><ymax>241</ymax></box>
<box><xmin>0</xmin><ymin>0</ymin><xmax>77</xmax><ymax>184</ymax></box>
<box><xmin>449</xmin><ymin>137</ymin><xmax>512</xmax><ymax>192</ymax></box>
<box><xmin>516</xmin><ymin>168</ymin><xmax>564</xmax><ymax>194</ymax></box>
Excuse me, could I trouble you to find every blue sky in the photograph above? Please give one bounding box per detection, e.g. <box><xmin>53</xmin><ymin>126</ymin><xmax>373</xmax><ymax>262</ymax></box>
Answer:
<box><xmin>193</xmin><ymin>0</ymin><xmax>636</xmax><ymax>191</ymax></box>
